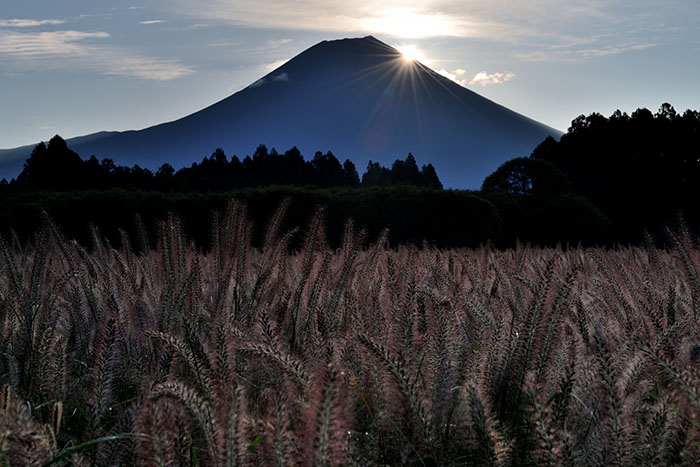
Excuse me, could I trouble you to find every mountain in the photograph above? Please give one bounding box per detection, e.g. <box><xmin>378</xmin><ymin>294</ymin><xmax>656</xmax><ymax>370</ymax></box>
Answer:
<box><xmin>0</xmin><ymin>36</ymin><xmax>561</xmax><ymax>189</ymax></box>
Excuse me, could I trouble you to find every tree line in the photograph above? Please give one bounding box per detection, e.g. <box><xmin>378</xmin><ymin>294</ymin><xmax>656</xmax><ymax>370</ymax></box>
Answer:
<box><xmin>526</xmin><ymin>103</ymin><xmax>700</xmax><ymax>243</ymax></box>
<box><xmin>0</xmin><ymin>137</ymin><xmax>442</xmax><ymax>193</ymax></box>
<box><xmin>0</xmin><ymin>103</ymin><xmax>698</xmax><ymax>248</ymax></box>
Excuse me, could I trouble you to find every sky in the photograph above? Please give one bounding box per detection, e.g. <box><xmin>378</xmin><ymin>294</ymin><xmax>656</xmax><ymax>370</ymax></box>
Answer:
<box><xmin>1</xmin><ymin>0</ymin><xmax>699</xmax><ymax>151</ymax></box>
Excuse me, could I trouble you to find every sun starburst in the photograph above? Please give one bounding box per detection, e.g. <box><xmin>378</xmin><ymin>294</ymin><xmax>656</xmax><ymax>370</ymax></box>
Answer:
<box><xmin>397</xmin><ymin>44</ymin><xmax>426</xmax><ymax>63</ymax></box>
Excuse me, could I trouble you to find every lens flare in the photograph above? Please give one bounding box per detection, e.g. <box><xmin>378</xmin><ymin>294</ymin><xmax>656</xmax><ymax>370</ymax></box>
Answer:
<box><xmin>397</xmin><ymin>45</ymin><xmax>426</xmax><ymax>63</ymax></box>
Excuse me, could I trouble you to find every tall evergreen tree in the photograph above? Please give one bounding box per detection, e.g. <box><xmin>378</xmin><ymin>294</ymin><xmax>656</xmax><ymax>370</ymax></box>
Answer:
<box><xmin>342</xmin><ymin>159</ymin><xmax>360</xmax><ymax>186</ymax></box>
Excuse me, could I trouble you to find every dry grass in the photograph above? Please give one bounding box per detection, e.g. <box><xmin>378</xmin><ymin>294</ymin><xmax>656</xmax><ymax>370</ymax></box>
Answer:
<box><xmin>1</xmin><ymin>201</ymin><xmax>700</xmax><ymax>465</ymax></box>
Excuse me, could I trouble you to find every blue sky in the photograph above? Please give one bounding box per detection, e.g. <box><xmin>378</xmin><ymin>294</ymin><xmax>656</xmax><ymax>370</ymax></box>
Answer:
<box><xmin>1</xmin><ymin>0</ymin><xmax>698</xmax><ymax>151</ymax></box>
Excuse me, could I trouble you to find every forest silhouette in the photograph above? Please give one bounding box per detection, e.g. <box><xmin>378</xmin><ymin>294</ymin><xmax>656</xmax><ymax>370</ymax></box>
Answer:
<box><xmin>0</xmin><ymin>103</ymin><xmax>698</xmax><ymax>249</ymax></box>
<box><xmin>531</xmin><ymin>103</ymin><xmax>700</xmax><ymax>242</ymax></box>
<box><xmin>3</xmin><ymin>139</ymin><xmax>441</xmax><ymax>192</ymax></box>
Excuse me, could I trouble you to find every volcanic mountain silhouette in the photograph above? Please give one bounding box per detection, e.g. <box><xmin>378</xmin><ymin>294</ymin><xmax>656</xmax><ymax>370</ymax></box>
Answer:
<box><xmin>0</xmin><ymin>36</ymin><xmax>561</xmax><ymax>188</ymax></box>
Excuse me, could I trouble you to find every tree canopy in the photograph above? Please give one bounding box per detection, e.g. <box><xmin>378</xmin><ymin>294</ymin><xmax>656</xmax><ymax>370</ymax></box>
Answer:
<box><xmin>2</xmin><ymin>138</ymin><xmax>442</xmax><ymax>193</ymax></box>
<box><xmin>531</xmin><ymin>103</ymin><xmax>700</xmax><ymax>242</ymax></box>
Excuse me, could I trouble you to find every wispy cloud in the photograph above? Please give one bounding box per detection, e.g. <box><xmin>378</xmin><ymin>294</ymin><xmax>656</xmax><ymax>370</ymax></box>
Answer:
<box><xmin>271</xmin><ymin>72</ymin><xmax>289</xmax><ymax>82</ymax></box>
<box><xmin>206</xmin><ymin>41</ymin><xmax>241</xmax><ymax>47</ymax></box>
<box><xmin>170</xmin><ymin>0</ymin><xmax>676</xmax><ymax>57</ymax></box>
<box><xmin>0</xmin><ymin>30</ymin><xmax>111</xmax><ymax>57</ymax></box>
<box><xmin>521</xmin><ymin>42</ymin><xmax>658</xmax><ymax>62</ymax></box>
<box><xmin>139</xmin><ymin>20</ymin><xmax>168</xmax><ymax>25</ymax></box>
<box><xmin>0</xmin><ymin>18</ymin><xmax>65</xmax><ymax>28</ymax></box>
<box><xmin>0</xmin><ymin>29</ymin><xmax>194</xmax><ymax>80</ymax></box>
<box><xmin>103</xmin><ymin>56</ymin><xmax>194</xmax><ymax>80</ymax></box>
<box><xmin>469</xmin><ymin>71</ymin><xmax>515</xmax><ymax>86</ymax></box>
<box><xmin>267</xmin><ymin>38</ymin><xmax>292</xmax><ymax>48</ymax></box>
<box><xmin>577</xmin><ymin>43</ymin><xmax>657</xmax><ymax>58</ymax></box>
<box><xmin>170</xmin><ymin>1</ymin><xmax>502</xmax><ymax>39</ymax></box>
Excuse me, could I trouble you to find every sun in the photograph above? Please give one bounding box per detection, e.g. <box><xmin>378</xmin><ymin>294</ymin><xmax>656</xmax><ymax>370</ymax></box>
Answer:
<box><xmin>397</xmin><ymin>45</ymin><xmax>426</xmax><ymax>63</ymax></box>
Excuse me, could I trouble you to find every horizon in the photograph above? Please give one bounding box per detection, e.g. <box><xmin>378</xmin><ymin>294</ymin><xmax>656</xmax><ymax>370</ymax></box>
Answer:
<box><xmin>1</xmin><ymin>2</ymin><xmax>698</xmax><ymax>151</ymax></box>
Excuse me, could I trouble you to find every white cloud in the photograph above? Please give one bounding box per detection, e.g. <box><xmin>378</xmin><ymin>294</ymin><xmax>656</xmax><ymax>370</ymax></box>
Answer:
<box><xmin>469</xmin><ymin>71</ymin><xmax>515</xmax><ymax>86</ymax></box>
<box><xmin>264</xmin><ymin>58</ymin><xmax>289</xmax><ymax>72</ymax></box>
<box><xmin>139</xmin><ymin>20</ymin><xmax>168</xmax><ymax>25</ymax></box>
<box><xmin>248</xmin><ymin>72</ymin><xmax>290</xmax><ymax>88</ymax></box>
<box><xmin>360</xmin><ymin>7</ymin><xmax>488</xmax><ymax>39</ymax></box>
<box><xmin>0</xmin><ymin>19</ymin><xmax>65</xmax><ymax>28</ymax></box>
<box><xmin>0</xmin><ymin>29</ymin><xmax>194</xmax><ymax>80</ymax></box>
<box><xmin>437</xmin><ymin>68</ymin><xmax>468</xmax><ymax>86</ymax></box>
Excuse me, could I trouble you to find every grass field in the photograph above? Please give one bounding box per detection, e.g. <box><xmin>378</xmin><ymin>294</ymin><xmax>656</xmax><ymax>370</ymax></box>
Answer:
<box><xmin>1</xmin><ymin>200</ymin><xmax>699</xmax><ymax>465</ymax></box>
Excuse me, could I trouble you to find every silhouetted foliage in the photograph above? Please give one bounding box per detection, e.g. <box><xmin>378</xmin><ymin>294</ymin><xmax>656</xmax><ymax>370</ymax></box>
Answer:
<box><xmin>361</xmin><ymin>154</ymin><xmax>443</xmax><ymax>188</ymax></box>
<box><xmin>482</xmin><ymin>157</ymin><xmax>571</xmax><ymax>198</ymax></box>
<box><xmin>0</xmin><ymin>183</ymin><xmax>613</xmax><ymax>251</ymax></box>
<box><xmin>5</xmin><ymin>137</ymin><xmax>442</xmax><ymax>194</ymax></box>
<box><xmin>311</xmin><ymin>151</ymin><xmax>345</xmax><ymax>187</ymax></box>
<box><xmin>0</xmin><ymin>187</ymin><xmax>500</xmax><ymax>250</ymax></box>
<box><xmin>0</xmin><ymin>135</ymin><xmax>615</xmax><ymax>248</ymax></box>
<box><xmin>361</xmin><ymin>161</ymin><xmax>391</xmax><ymax>186</ymax></box>
<box><xmin>343</xmin><ymin>159</ymin><xmax>360</xmax><ymax>187</ymax></box>
<box><xmin>420</xmin><ymin>163</ymin><xmax>442</xmax><ymax>189</ymax></box>
<box><xmin>480</xmin><ymin>156</ymin><xmax>611</xmax><ymax>245</ymax></box>
<box><xmin>18</xmin><ymin>136</ymin><xmax>86</xmax><ymax>190</ymax></box>
<box><xmin>532</xmin><ymin>103</ymin><xmax>700</xmax><ymax>242</ymax></box>
<box><xmin>10</xmin><ymin>108</ymin><xmax>700</xmax><ymax>249</ymax></box>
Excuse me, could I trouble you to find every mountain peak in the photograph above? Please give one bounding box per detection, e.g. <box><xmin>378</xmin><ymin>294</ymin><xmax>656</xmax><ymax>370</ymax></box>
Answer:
<box><xmin>323</xmin><ymin>35</ymin><xmax>386</xmax><ymax>45</ymax></box>
<box><xmin>0</xmin><ymin>37</ymin><xmax>561</xmax><ymax>188</ymax></box>
<box><xmin>293</xmin><ymin>35</ymin><xmax>400</xmax><ymax>64</ymax></box>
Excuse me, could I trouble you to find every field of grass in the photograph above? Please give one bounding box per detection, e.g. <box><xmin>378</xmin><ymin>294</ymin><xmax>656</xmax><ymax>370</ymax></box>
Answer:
<box><xmin>1</xmin><ymin>200</ymin><xmax>700</xmax><ymax>465</ymax></box>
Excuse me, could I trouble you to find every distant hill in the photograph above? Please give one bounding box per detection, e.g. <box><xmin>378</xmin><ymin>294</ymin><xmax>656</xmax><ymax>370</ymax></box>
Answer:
<box><xmin>0</xmin><ymin>36</ymin><xmax>561</xmax><ymax>188</ymax></box>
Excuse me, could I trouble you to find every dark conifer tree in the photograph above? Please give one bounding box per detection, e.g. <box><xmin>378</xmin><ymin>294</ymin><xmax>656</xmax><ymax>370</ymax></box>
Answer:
<box><xmin>311</xmin><ymin>151</ymin><xmax>345</xmax><ymax>187</ymax></box>
<box><xmin>155</xmin><ymin>163</ymin><xmax>175</xmax><ymax>191</ymax></box>
<box><xmin>342</xmin><ymin>159</ymin><xmax>360</xmax><ymax>186</ymax></box>
<box><xmin>420</xmin><ymin>163</ymin><xmax>442</xmax><ymax>189</ymax></box>
<box><xmin>391</xmin><ymin>153</ymin><xmax>421</xmax><ymax>185</ymax></box>
<box><xmin>362</xmin><ymin>161</ymin><xmax>390</xmax><ymax>186</ymax></box>
<box><xmin>282</xmin><ymin>147</ymin><xmax>311</xmax><ymax>185</ymax></box>
<box><xmin>17</xmin><ymin>136</ymin><xmax>85</xmax><ymax>190</ymax></box>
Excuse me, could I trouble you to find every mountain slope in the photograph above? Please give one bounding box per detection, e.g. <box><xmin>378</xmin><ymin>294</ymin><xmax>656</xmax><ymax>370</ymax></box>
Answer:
<box><xmin>0</xmin><ymin>36</ymin><xmax>561</xmax><ymax>188</ymax></box>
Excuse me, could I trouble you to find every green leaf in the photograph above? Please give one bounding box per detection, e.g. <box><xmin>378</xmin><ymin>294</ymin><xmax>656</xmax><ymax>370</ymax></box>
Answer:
<box><xmin>247</xmin><ymin>435</ymin><xmax>262</xmax><ymax>453</ymax></box>
<box><xmin>42</xmin><ymin>433</ymin><xmax>149</xmax><ymax>466</ymax></box>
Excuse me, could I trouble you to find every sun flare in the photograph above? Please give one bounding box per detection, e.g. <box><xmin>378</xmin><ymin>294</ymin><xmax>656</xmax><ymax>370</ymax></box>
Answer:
<box><xmin>360</xmin><ymin>8</ymin><xmax>462</xmax><ymax>39</ymax></box>
<box><xmin>397</xmin><ymin>44</ymin><xmax>426</xmax><ymax>63</ymax></box>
